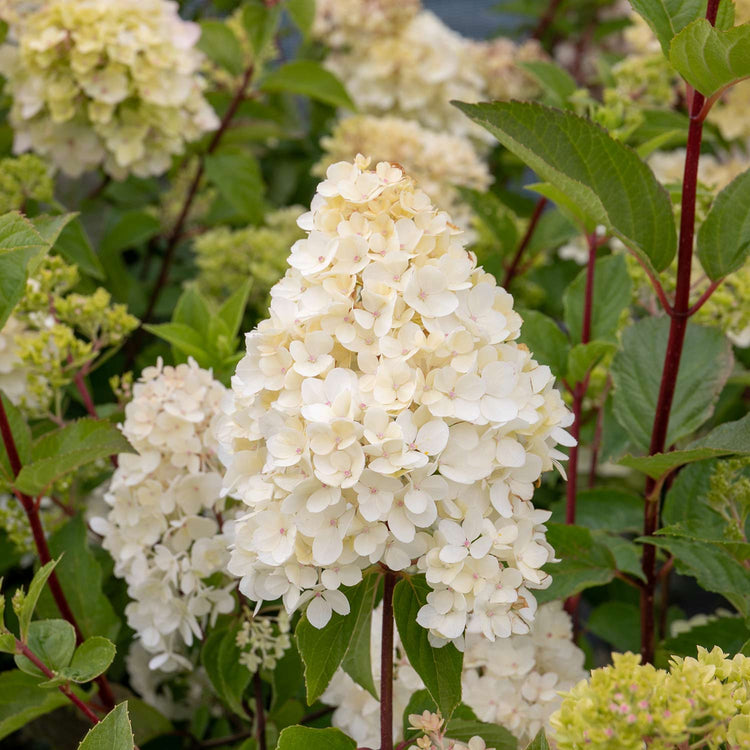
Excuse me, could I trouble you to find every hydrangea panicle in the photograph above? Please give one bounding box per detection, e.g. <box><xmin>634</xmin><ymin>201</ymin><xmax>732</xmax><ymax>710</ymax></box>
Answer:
<box><xmin>219</xmin><ymin>156</ymin><xmax>573</xmax><ymax>644</ymax></box>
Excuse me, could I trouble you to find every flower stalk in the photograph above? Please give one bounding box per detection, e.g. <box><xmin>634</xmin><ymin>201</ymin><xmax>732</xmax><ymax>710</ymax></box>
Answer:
<box><xmin>380</xmin><ymin>570</ymin><xmax>397</xmax><ymax>750</ymax></box>
<box><xmin>503</xmin><ymin>197</ymin><xmax>547</xmax><ymax>289</ymax></box>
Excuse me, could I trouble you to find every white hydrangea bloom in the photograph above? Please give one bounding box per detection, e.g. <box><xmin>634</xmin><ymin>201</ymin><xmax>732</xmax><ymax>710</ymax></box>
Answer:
<box><xmin>0</xmin><ymin>315</ymin><xmax>29</xmax><ymax>406</ymax></box>
<box><xmin>92</xmin><ymin>358</ymin><xmax>235</xmax><ymax>671</ymax></box>
<box><xmin>315</xmin><ymin>115</ymin><xmax>491</xmax><ymax>231</ymax></box>
<box><xmin>0</xmin><ymin>0</ymin><xmax>219</xmax><ymax>178</ymax></box>
<box><xmin>312</xmin><ymin>0</ymin><xmax>420</xmax><ymax>47</ymax></box>
<box><xmin>219</xmin><ymin>156</ymin><xmax>573</xmax><ymax>643</ymax></box>
<box><xmin>324</xmin><ymin>601</ymin><xmax>585</xmax><ymax>746</ymax></box>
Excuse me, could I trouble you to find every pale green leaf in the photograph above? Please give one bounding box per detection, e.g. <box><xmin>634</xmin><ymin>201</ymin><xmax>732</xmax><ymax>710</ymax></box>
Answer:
<box><xmin>517</xmin><ymin>310</ymin><xmax>569</xmax><ymax>378</ymax></box>
<box><xmin>566</xmin><ymin>341</ymin><xmax>617</xmax><ymax>385</ymax></box>
<box><xmin>277</xmin><ymin>726</ymin><xmax>355</xmax><ymax>750</ymax></box>
<box><xmin>198</xmin><ymin>20</ymin><xmax>245</xmax><ymax>76</ymax></box>
<box><xmin>286</xmin><ymin>0</ymin><xmax>316</xmax><ymax>37</ymax></box>
<box><xmin>242</xmin><ymin>1</ymin><xmax>281</xmax><ymax>57</ymax></box>
<box><xmin>630</xmin><ymin>0</ymin><xmax>711</xmax><ymax>56</ymax></box>
<box><xmin>519</xmin><ymin>60</ymin><xmax>577</xmax><ymax>108</ymax></box>
<box><xmin>19</xmin><ymin>559</ymin><xmax>59</xmax><ymax>642</ymax></box>
<box><xmin>218</xmin><ymin>278</ymin><xmax>253</xmax><ymax>340</ymax></box>
<box><xmin>14</xmin><ymin>619</ymin><xmax>75</xmax><ymax>676</ymax></box>
<box><xmin>0</xmin><ymin>670</ymin><xmax>68</xmax><ymax>740</ymax></box>
<box><xmin>204</xmin><ymin>149</ymin><xmax>265</xmax><ymax>224</ymax></box>
<box><xmin>78</xmin><ymin>702</ymin><xmax>134</xmax><ymax>750</ymax></box>
<box><xmin>261</xmin><ymin>61</ymin><xmax>355</xmax><ymax>110</ymax></box>
<box><xmin>59</xmin><ymin>636</ymin><xmax>116</xmax><ymax>683</ymax></box>
<box><xmin>201</xmin><ymin>624</ymin><xmax>251</xmax><ymax>716</ymax></box>
<box><xmin>143</xmin><ymin>323</ymin><xmax>213</xmax><ymax>364</ymax></box>
<box><xmin>525</xmin><ymin>730</ymin><xmax>551</xmax><ymax>750</ymax></box>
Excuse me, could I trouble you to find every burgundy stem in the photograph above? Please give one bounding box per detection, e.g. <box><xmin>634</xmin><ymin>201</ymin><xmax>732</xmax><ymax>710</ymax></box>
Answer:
<box><xmin>380</xmin><ymin>570</ymin><xmax>396</xmax><ymax>750</ymax></box>
<box><xmin>503</xmin><ymin>197</ymin><xmax>547</xmax><ymax>289</ymax></box>
<box><xmin>73</xmin><ymin>370</ymin><xmax>98</xmax><ymax>419</ymax></box>
<box><xmin>254</xmin><ymin>671</ymin><xmax>267</xmax><ymax>750</ymax></box>
<box><xmin>639</xmin><ymin>0</ymin><xmax>720</xmax><ymax>664</ymax></box>
<box><xmin>532</xmin><ymin>0</ymin><xmax>563</xmax><ymax>40</ymax></box>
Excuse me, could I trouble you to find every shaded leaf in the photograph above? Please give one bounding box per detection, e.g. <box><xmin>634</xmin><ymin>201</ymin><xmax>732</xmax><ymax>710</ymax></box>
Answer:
<box><xmin>201</xmin><ymin>625</ymin><xmax>251</xmax><ymax>717</ymax></box>
<box><xmin>198</xmin><ymin>20</ymin><xmax>244</xmax><ymax>76</ymax></box>
<box><xmin>0</xmin><ymin>670</ymin><xmax>68</xmax><ymax>740</ymax></box>
<box><xmin>277</xmin><ymin>726</ymin><xmax>355</xmax><ymax>750</ymax></box>
<box><xmin>204</xmin><ymin>149</ymin><xmax>265</xmax><ymax>225</ymax></box>
<box><xmin>262</xmin><ymin>61</ymin><xmax>355</xmax><ymax>110</ymax></box>
<box><xmin>517</xmin><ymin>310</ymin><xmax>569</xmax><ymax>378</ymax></box>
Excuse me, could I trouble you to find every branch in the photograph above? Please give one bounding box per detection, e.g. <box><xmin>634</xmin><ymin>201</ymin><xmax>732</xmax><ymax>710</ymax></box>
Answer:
<box><xmin>380</xmin><ymin>570</ymin><xmax>396</xmax><ymax>750</ymax></box>
<box><xmin>625</xmin><ymin>247</ymin><xmax>673</xmax><ymax>315</ymax></box>
<box><xmin>253</xmin><ymin>670</ymin><xmax>267</xmax><ymax>750</ymax></box>
<box><xmin>502</xmin><ymin>197</ymin><xmax>547</xmax><ymax>289</ymax></box>
<box><xmin>686</xmin><ymin>278</ymin><xmax>724</xmax><ymax>317</ymax></box>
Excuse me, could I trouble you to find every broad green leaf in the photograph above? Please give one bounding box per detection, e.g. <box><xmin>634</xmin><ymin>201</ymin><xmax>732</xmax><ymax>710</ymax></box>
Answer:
<box><xmin>393</xmin><ymin>574</ymin><xmax>463</xmax><ymax>718</ymax></box>
<box><xmin>525</xmin><ymin>731</ymin><xmax>551</xmax><ymax>750</ymax></box>
<box><xmin>53</xmin><ymin>218</ymin><xmax>105</xmax><ymax>279</ymax></box>
<box><xmin>587</xmin><ymin>602</ymin><xmax>641</xmax><ymax>652</ymax></box>
<box><xmin>341</xmin><ymin>572</ymin><xmax>380</xmax><ymax>699</ymax></box>
<box><xmin>549</xmin><ymin>489</ymin><xmax>644</xmax><ymax>532</ymax></box>
<box><xmin>444</xmin><ymin>718</ymin><xmax>517</xmax><ymax>749</ymax></box>
<box><xmin>173</xmin><ymin>287</ymin><xmax>212</xmax><ymax>337</ymax></box>
<box><xmin>14</xmin><ymin>419</ymin><xmax>134</xmax><ymax>496</ymax></box>
<box><xmin>58</xmin><ymin>636</ymin><xmax>116</xmax><ymax>683</ymax></box>
<box><xmin>261</xmin><ymin>61</ymin><xmax>355</xmax><ymax>110</ymax></box>
<box><xmin>0</xmin><ymin>670</ymin><xmax>68</xmax><ymax>740</ymax></box>
<box><xmin>79</xmin><ymin>702</ymin><xmax>134</xmax><ymax>750</ymax></box>
<box><xmin>276</xmin><ymin>726</ymin><xmax>356</xmax><ymax>750</ymax></box>
<box><xmin>535</xmin><ymin>524</ymin><xmax>617</xmax><ymax>602</ymax></box>
<box><xmin>18</xmin><ymin>559</ymin><xmax>59</xmax><ymax>641</ymax></box>
<box><xmin>670</xmin><ymin>18</ymin><xmax>750</xmax><ymax>100</ymax></box>
<box><xmin>100</xmin><ymin>210</ymin><xmax>160</xmax><ymax>256</ymax></box>
<box><xmin>204</xmin><ymin>149</ymin><xmax>265</xmax><ymax>225</ymax></box>
<box><xmin>629</xmin><ymin>0</ymin><xmax>712</xmax><ymax>56</ymax></box>
<box><xmin>600</xmin><ymin>533</ymin><xmax>647</xmax><ymax>581</ymax></box>
<box><xmin>37</xmin><ymin>516</ymin><xmax>121</xmax><ymax>641</ymax></box>
<box><xmin>662</xmin><ymin>615</ymin><xmax>750</xmax><ymax>657</ymax></box>
<box><xmin>143</xmin><ymin>323</ymin><xmax>213</xmax><ymax>365</ymax></box>
<box><xmin>29</xmin><ymin>213</ymin><xmax>76</xmax><ymax>251</ymax></box>
<box><xmin>563</xmin><ymin>255</ymin><xmax>632</xmax><ymax>343</ymax></box>
<box><xmin>0</xmin><ymin>633</ymin><xmax>14</xmax><ymax>654</ymax></box>
<box><xmin>644</xmin><ymin>536</ymin><xmax>750</xmax><ymax>617</ymax></box>
<box><xmin>198</xmin><ymin>20</ymin><xmax>245</xmax><ymax>76</ymax></box>
<box><xmin>619</xmin><ymin>415</ymin><xmax>750</xmax><ymax>477</ymax></box>
<box><xmin>14</xmin><ymin>619</ymin><xmax>75</xmax><ymax>676</ymax></box>
<box><xmin>697</xmin><ymin>168</ymin><xmax>750</xmax><ymax>280</ymax></box>
<box><xmin>661</xmin><ymin>460</ymin><xmax>725</xmax><ymax>534</ymax></box>
<box><xmin>128</xmin><ymin>698</ymin><xmax>173</xmax><ymax>746</ymax></box>
<box><xmin>517</xmin><ymin>310</ymin><xmax>569</xmax><ymax>378</ymax></box>
<box><xmin>566</xmin><ymin>341</ymin><xmax>617</xmax><ymax>385</ymax></box>
<box><xmin>242</xmin><ymin>1</ymin><xmax>281</xmax><ymax>57</ymax></box>
<box><xmin>611</xmin><ymin>319</ymin><xmax>733</xmax><ymax>450</ymax></box>
<box><xmin>0</xmin><ymin>211</ymin><xmax>49</xmax><ymax>328</ymax></box>
<box><xmin>218</xmin><ymin>278</ymin><xmax>253</xmax><ymax>340</ymax></box>
<box><xmin>286</xmin><ymin>0</ymin><xmax>316</xmax><ymax>37</ymax></box>
<box><xmin>455</xmin><ymin>101</ymin><xmax>677</xmax><ymax>272</ymax></box>
<box><xmin>519</xmin><ymin>60</ymin><xmax>577</xmax><ymax>108</ymax></box>
<box><xmin>0</xmin><ymin>392</ymin><xmax>31</xmax><ymax>483</ymax></box>
<box><xmin>528</xmin><ymin>182</ymin><xmax>596</xmax><ymax>233</ymax></box>
<box><xmin>201</xmin><ymin>624</ymin><xmax>251</xmax><ymax>716</ymax></box>
<box><xmin>296</xmin><ymin>575</ymin><xmax>378</xmax><ymax>704</ymax></box>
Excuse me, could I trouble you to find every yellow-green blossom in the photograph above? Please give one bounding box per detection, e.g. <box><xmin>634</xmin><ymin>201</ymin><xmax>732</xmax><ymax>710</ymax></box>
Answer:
<box><xmin>0</xmin><ymin>153</ymin><xmax>53</xmax><ymax>212</ymax></box>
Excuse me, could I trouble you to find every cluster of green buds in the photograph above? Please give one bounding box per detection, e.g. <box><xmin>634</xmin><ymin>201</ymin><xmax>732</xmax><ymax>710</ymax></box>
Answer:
<box><xmin>192</xmin><ymin>206</ymin><xmax>304</xmax><ymax>321</ymax></box>
<box><xmin>551</xmin><ymin>648</ymin><xmax>750</xmax><ymax>749</ymax></box>
<box><xmin>705</xmin><ymin>457</ymin><xmax>750</xmax><ymax>542</ymax></box>
<box><xmin>0</xmin><ymin>154</ymin><xmax>54</xmax><ymax>213</ymax></box>
<box><xmin>235</xmin><ymin>606</ymin><xmax>291</xmax><ymax>674</ymax></box>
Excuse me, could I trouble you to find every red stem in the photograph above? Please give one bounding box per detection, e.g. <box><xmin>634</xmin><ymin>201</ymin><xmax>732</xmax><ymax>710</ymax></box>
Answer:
<box><xmin>74</xmin><ymin>370</ymin><xmax>98</xmax><ymax>419</ymax></box>
<box><xmin>253</xmin><ymin>671</ymin><xmax>267</xmax><ymax>750</ymax></box>
<box><xmin>503</xmin><ymin>197</ymin><xmax>547</xmax><ymax>289</ymax></box>
<box><xmin>685</xmin><ymin>278</ymin><xmax>724</xmax><ymax>316</ymax></box>
<box><xmin>640</xmin><ymin>0</ymin><xmax>720</xmax><ymax>665</ymax></box>
<box><xmin>627</xmin><ymin>248</ymin><xmax>673</xmax><ymax>314</ymax></box>
<box><xmin>532</xmin><ymin>0</ymin><xmax>563</xmax><ymax>40</ymax></box>
<box><xmin>380</xmin><ymin>570</ymin><xmax>396</xmax><ymax>750</ymax></box>
<box><xmin>588</xmin><ymin>379</ymin><xmax>611</xmax><ymax>488</ymax></box>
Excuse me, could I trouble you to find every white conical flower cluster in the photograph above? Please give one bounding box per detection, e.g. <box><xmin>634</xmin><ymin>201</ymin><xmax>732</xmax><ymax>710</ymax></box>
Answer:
<box><xmin>92</xmin><ymin>358</ymin><xmax>235</xmax><ymax>672</ymax></box>
<box><xmin>0</xmin><ymin>0</ymin><xmax>218</xmax><ymax>178</ymax></box>
<box><xmin>218</xmin><ymin>156</ymin><xmax>574</xmax><ymax>643</ymax></box>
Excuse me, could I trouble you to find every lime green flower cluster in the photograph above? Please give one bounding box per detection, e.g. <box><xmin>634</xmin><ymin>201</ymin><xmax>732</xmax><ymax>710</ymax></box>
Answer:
<box><xmin>0</xmin><ymin>153</ymin><xmax>53</xmax><ymax>212</ymax></box>
<box><xmin>2</xmin><ymin>255</ymin><xmax>138</xmax><ymax>415</ymax></box>
<box><xmin>706</xmin><ymin>457</ymin><xmax>750</xmax><ymax>543</ymax></box>
<box><xmin>0</xmin><ymin>0</ymin><xmax>219</xmax><ymax>179</ymax></box>
<box><xmin>551</xmin><ymin>648</ymin><xmax>750</xmax><ymax>750</ymax></box>
<box><xmin>192</xmin><ymin>207</ymin><xmax>305</xmax><ymax>318</ymax></box>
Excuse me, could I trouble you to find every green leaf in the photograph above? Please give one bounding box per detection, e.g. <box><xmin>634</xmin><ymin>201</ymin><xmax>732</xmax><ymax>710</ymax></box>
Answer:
<box><xmin>53</xmin><ymin>218</ymin><xmax>105</xmax><ymax>280</ymax></box>
<box><xmin>587</xmin><ymin>602</ymin><xmax>641</xmax><ymax>653</ymax></box>
<box><xmin>296</xmin><ymin>574</ymin><xmax>379</xmax><ymax>704</ymax></box>
<box><xmin>519</xmin><ymin>60</ymin><xmax>577</xmax><ymax>108</ymax></box>
<box><xmin>525</xmin><ymin>731</ymin><xmax>551</xmax><ymax>750</ymax></box>
<box><xmin>630</xmin><ymin>0</ymin><xmax>709</xmax><ymax>56</ymax></box>
<box><xmin>15</xmin><ymin>619</ymin><xmax>75</xmax><ymax>676</ymax></box>
<box><xmin>204</xmin><ymin>149</ymin><xmax>265</xmax><ymax>225</ymax></box>
<box><xmin>341</xmin><ymin>572</ymin><xmax>380</xmax><ymax>699</ymax></box>
<box><xmin>242</xmin><ymin>1</ymin><xmax>281</xmax><ymax>57</ymax></box>
<box><xmin>444</xmin><ymin>718</ymin><xmax>517</xmax><ymax>749</ymax></box>
<box><xmin>600</xmin><ymin>533</ymin><xmax>647</xmax><ymax>582</ymax></box>
<box><xmin>454</xmin><ymin>101</ymin><xmax>677</xmax><ymax>272</ymax></box>
<box><xmin>100</xmin><ymin>210</ymin><xmax>160</xmax><ymax>256</ymax></box>
<box><xmin>0</xmin><ymin>392</ymin><xmax>31</xmax><ymax>483</ymax></box>
<box><xmin>29</xmin><ymin>213</ymin><xmax>76</xmax><ymax>250</ymax></box>
<box><xmin>271</xmin><ymin>642</ymin><xmax>304</xmax><ymax>712</ymax></box>
<box><xmin>173</xmin><ymin>287</ymin><xmax>212</xmax><ymax>337</ymax></box>
<box><xmin>611</xmin><ymin>319</ymin><xmax>733</xmax><ymax>451</ymax></box>
<box><xmin>661</xmin><ymin>459</ymin><xmax>725</xmax><ymax>534</ymax></box>
<box><xmin>143</xmin><ymin>323</ymin><xmax>213</xmax><ymax>365</ymax></box>
<box><xmin>549</xmin><ymin>489</ymin><xmax>644</xmax><ymax>532</ymax></box>
<box><xmin>670</xmin><ymin>18</ymin><xmax>750</xmax><ymax>100</ymax></box>
<box><xmin>0</xmin><ymin>211</ymin><xmax>50</xmax><ymax>328</ymax></box>
<box><xmin>128</xmin><ymin>698</ymin><xmax>173</xmax><ymax>746</ymax></box>
<box><xmin>535</xmin><ymin>524</ymin><xmax>617</xmax><ymax>603</ymax></box>
<box><xmin>393</xmin><ymin>574</ymin><xmax>463</xmax><ymax>718</ymax></box>
<box><xmin>0</xmin><ymin>670</ymin><xmax>68</xmax><ymax>740</ymax></box>
<box><xmin>218</xmin><ymin>278</ymin><xmax>253</xmax><ymax>340</ymax></box>
<box><xmin>566</xmin><ymin>341</ymin><xmax>617</xmax><ymax>385</ymax></box>
<box><xmin>697</xmin><ymin>167</ymin><xmax>750</xmax><ymax>280</ymax></box>
<box><xmin>19</xmin><ymin>559</ymin><xmax>59</xmax><ymax>641</ymax></box>
<box><xmin>563</xmin><ymin>255</ymin><xmax>632</xmax><ymax>343</ymax></box>
<box><xmin>58</xmin><ymin>636</ymin><xmax>116</xmax><ymax>683</ymax></box>
<box><xmin>286</xmin><ymin>0</ymin><xmax>316</xmax><ymax>37</ymax></box>
<box><xmin>15</xmin><ymin>419</ymin><xmax>134</xmax><ymax>496</ymax></box>
<box><xmin>261</xmin><ymin>61</ymin><xmax>355</xmax><ymax>110</ymax></box>
<box><xmin>517</xmin><ymin>310</ymin><xmax>569</xmax><ymax>378</ymax></box>
<box><xmin>276</xmin><ymin>726</ymin><xmax>356</xmax><ymax>750</ymax></box>
<box><xmin>37</xmin><ymin>516</ymin><xmax>121</xmax><ymax>641</ymax></box>
<box><xmin>79</xmin><ymin>702</ymin><xmax>134</xmax><ymax>750</ymax></box>
<box><xmin>662</xmin><ymin>616</ymin><xmax>750</xmax><ymax>657</ymax></box>
<box><xmin>645</xmin><ymin>536</ymin><xmax>750</xmax><ymax>617</ymax></box>
<box><xmin>201</xmin><ymin>624</ymin><xmax>251</xmax><ymax>717</ymax></box>
<box><xmin>198</xmin><ymin>20</ymin><xmax>245</xmax><ymax>76</ymax></box>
